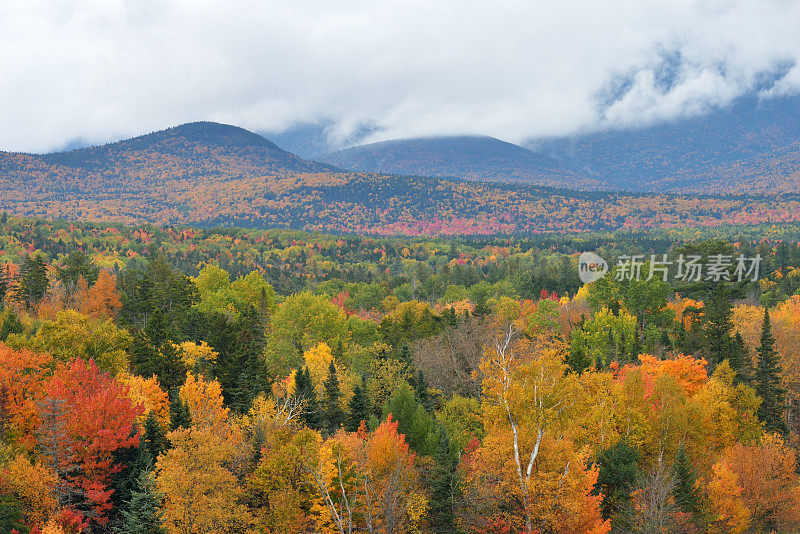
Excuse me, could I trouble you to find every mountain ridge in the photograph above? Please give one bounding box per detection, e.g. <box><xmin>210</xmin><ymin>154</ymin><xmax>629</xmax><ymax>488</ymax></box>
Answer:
<box><xmin>318</xmin><ymin>135</ymin><xmax>602</xmax><ymax>189</ymax></box>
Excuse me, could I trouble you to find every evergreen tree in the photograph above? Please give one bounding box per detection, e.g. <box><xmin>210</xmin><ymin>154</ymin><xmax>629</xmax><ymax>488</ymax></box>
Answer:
<box><xmin>169</xmin><ymin>389</ymin><xmax>191</xmax><ymax>431</ymax></box>
<box><xmin>414</xmin><ymin>370</ymin><xmax>431</xmax><ymax>411</ymax></box>
<box><xmin>115</xmin><ymin>472</ymin><xmax>167</xmax><ymax>534</ymax></box>
<box><xmin>296</xmin><ymin>367</ymin><xmax>321</xmax><ymax>430</ymax></box>
<box><xmin>322</xmin><ymin>360</ymin><xmax>345</xmax><ymax>434</ymax></box>
<box><xmin>0</xmin><ymin>308</ymin><xmax>24</xmax><ymax>342</ymax></box>
<box><xmin>16</xmin><ymin>253</ymin><xmax>48</xmax><ymax>309</ymax></box>
<box><xmin>382</xmin><ymin>383</ymin><xmax>439</xmax><ymax>456</ymax></box>
<box><xmin>427</xmin><ymin>431</ymin><xmax>458</xmax><ymax>533</ymax></box>
<box><xmin>755</xmin><ymin>307</ymin><xmax>787</xmax><ymax>433</ymax></box>
<box><xmin>141</xmin><ymin>411</ymin><xmax>168</xmax><ymax>461</ymax></box>
<box><xmin>399</xmin><ymin>344</ymin><xmax>413</xmax><ymax>366</ymax></box>
<box><xmin>672</xmin><ymin>444</ymin><xmax>698</xmax><ymax>516</ymax></box>
<box><xmin>155</xmin><ymin>341</ymin><xmax>188</xmax><ymax>393</ymax></box>
<box><xmin>595</xmin><ymin>440</ymin><xmax>639</xmax><ymax>520</ymax></box>
<box><xmin>58</xmin><ymin>249</ymin><xmax>100</xmax><ymax>288</ymax></box>
<box><xmin>0</xmin><ymin>265</ymin><xmax>7</xmax><ymax>305</ymax></box>
<box><xmin>346</xmin><ymin>379</ymin><xmax>370</xmax><ymax>432</ymax></box>
<box><xmin>728</xmin><ymin>332</ymin><xmax>752</xmax><ymax>384</ymax></box>
<box><xmin>110</xmin><ymin>426</ymin><xmax>152</xmax><ymax>526</ymax></box>
<box><xmin>703</xmin><ymin>284</ymin><xmax>735</xmax><ymax>367</ymax></box>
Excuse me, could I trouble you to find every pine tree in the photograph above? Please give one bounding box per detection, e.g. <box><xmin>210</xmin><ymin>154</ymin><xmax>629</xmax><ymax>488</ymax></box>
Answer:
<box><xmin>414</xmin><ymin>370</ymin><xmax>431</xmax><ymax>411</ymax></box>
<box><xmin>427</xmin><ymin>431</ymin><xmax>458</xmax><ymax>533</ymax></box>
<box><xmin>346</xmin><ymin>380</ymin><xmax>370</xmax><ymax>432</ymax></box>
<box><xmin>16</xmin><ymin>254</ymin><xmax>49</xmax><ymax>309</ymax></box>
<box><xmin>703</xmin><ymin>284</ymin><xmax>735</xmax><ymax>367</ymax></box>
<box><xmin>322</xmin><ymin>361</ymin><xmax>344</xmax><ymax>434</ymax></box>
<box><xmin>155</xmin><ymin>341</ymin><xmax>188</xmax><ymax>393</ymax></box>
<box><xmin>296</xmin><ymin>367</ymin><xmax>321</xmax><ymax>430</ymax></box>
<box><xmin>0</xmin><ymin>265</ymin><xmax>7</xmax><ymax>305</ymax></box>
<box><xmin>672</xmin><ymin>444</ymin><xmax>698</xmax><ymax>516</ymax></box>
<box><xmin>115</xmin><ymin>472</ymin><xmax>166</xmax><ymax>534</ymax></box>
<box><xmin>596</xmin><ymin>440</ymin><xmax>639</xmax><ymax>520</ymax></box>
<box><xmin>169</xmin><ymin>389</ymin><xmax>191</xmax><ymax>431</ymax></box>
<box><xmin>110</xmin><ymin>426</ymin><xmax>152</xmax><ymax>526</ymax></box>
<box><xmin>755</xmin><ymin>307</ymin><xmax>787</xmax><ymax>433</ymax></box>
<box><xmin>728</xmin><ymin>332</ymin><xmax>752</xmax><ymax>384</ymax></box>
<box><xmin>142</xmin><ymin>411</ymin><xmax>167</xmax><ymax>461</ymax></box>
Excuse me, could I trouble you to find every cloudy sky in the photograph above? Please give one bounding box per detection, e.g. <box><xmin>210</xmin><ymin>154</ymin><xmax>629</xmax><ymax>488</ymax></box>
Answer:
<box><xmin>1</xmin><ymin>0</ymin><xmax>800</xmax><ymax>153</ymax></box>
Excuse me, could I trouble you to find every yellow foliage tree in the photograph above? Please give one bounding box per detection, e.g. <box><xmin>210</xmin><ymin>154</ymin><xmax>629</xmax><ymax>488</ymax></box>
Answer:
<box><xmin>179</xmin><ymin>373</ymin><xmax>229</xmax><ymax>436</ymax></box>
<box><xmin>156</xmin><ymin>427</ymin><xmax>252</xmax><ymax>534</ymax></box>
<box><xmin>116</xmin><ymin>372</ymin><xmax>171</xmax><ymax>430</ymax></box>
<box><xmin>703</xmin><ymin>460</ymin><xmax>751</xmax><ymax>534</ymax></box>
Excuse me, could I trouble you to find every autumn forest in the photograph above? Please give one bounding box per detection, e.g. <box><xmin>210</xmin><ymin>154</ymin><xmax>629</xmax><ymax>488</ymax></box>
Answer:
<box><xmin>0</xmin><ymin>217</ymin><xmax>797</xmax><ymax>533</ymax></box>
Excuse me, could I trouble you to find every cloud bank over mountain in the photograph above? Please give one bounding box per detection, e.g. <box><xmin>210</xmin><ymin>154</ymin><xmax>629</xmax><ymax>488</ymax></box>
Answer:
<box><xmin>2</xmin><ymin>0</ymin><xmax>800</xmax><ymax>152</ymax></box>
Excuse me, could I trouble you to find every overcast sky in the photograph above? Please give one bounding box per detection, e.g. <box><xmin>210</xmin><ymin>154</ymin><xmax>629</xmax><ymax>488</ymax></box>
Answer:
<box><xmin>1</xmin><ymin>0</ymin><xmax>799</xmax><ymax>153</ymax></box>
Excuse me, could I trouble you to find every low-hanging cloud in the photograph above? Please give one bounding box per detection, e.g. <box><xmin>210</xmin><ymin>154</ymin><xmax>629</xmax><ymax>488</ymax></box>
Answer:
<box><xmin>1</xmin><ymin>0</ymin><xmax>799</xmax><ymax>153</ymax></box>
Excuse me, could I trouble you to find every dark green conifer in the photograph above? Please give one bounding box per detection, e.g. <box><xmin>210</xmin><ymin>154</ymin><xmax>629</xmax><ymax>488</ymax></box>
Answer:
<box><xmin>755</xmin><ymin>307</ymin><xmax>787</xmax><ymax>433</ymax></box>
<box><xmin>322</xmin><ymin>360</ymin><xmax>344</xmax><ymax>434</ymax></box>
<box><xmin>346</xmin><ymin>379</ymin><xmax>370</xmax><ymax>432</ymax></box>
<box><xmin>672</xmin><ymin>444</ymin><xmax>698</xmax><ymax>516</ymax></box>
<box><xmin>114</xmin><ymin>472</ymin><xmax>166</xmax><ymax>534</ymax></box>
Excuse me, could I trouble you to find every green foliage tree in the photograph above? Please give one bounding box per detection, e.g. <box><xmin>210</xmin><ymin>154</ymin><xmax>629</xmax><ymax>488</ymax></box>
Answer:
<box><xmin>346</xmin><ymin>379</ymin><xmax>370</xmax><ymax>432</ymax></box>
<box><xmin>16</xmin><ymin>253</ymin><xmax>48</xmax><ymax>309</ymax></box>
<box><xmin>595</xmin><ymin>439</ymin><xmax>640</xmax><ymax>521</ymax></box>
<box><xmin>382</xmin><ymin>382</ymin><xmax>439</xmax><ymax>456</ymax></box>
<box><xmin>672</xmin><ymin>444</ymin><xmax>698</xmax><ymax>516</ymax></box>
<box><xmin>115</xmin><ymin>472</ymin><xmax>166</xmax><ymax>534</ymax></box>
<box><xmin>295</xmin><ymin>366</ymin><xmax>321</xmax><ymax>430</ymax></box>
<box><xmin>755</xmin><ymin>307</ymin><xmax>787</xmax><ymax>434</ymax></box>
<box><xmin>322</xmin><ymin>361</ymin><xmax>344</xmax><ymax>435</ymax></box>
<box><xmin>169</xmin><ymin>389</ymin><xmax>191</xmax><ymax>431</ymax></box>
<box><xmin>58</xmin><ymin>248</ymin><xmax>99</xmax><ymax>287</ymax></box>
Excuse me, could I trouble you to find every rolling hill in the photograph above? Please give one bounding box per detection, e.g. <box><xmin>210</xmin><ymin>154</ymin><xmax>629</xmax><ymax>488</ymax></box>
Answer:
<box><xmin>1</xmin><ymin>121</ymin><xmax>800</xmax><ymax>235</ymax></box>
<box><xmin>317</xmin><ymin>136</ymin><xmax>601</xmax><ymax>189</ymax></box>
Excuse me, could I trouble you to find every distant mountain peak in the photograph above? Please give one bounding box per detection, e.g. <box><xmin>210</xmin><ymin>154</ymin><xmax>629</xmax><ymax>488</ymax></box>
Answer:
<box><xmin>317</xmin><ymin>134</ymin><xmax>597</xmax><ymax>189</ymax></box>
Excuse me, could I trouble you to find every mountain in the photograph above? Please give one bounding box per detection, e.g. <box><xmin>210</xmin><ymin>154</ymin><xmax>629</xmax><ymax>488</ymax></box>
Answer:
<box><xmin>1</xmin><ymin>121</ymin><xmax>800</xmax><ymax>235</ymax></box>
<box><xmin>26</xmin><ymin>121</ymin><xmax>338</xmax><ymax>176</ymax></box>
<box><xmin>318</xmin><ymin>136</ymin><xmax>601</xmax><ymax>189</ymax></box>
<box><xmin>527</xmin><ymin>95</ymin><xmax>800</xmax><ymax>193</ymax></box>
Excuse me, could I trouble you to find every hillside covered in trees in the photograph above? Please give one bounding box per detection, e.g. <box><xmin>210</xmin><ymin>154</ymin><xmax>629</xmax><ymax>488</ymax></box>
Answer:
<box><xmin>2</xmin><ymin>123</ymin><xmax>800</xmax><ymax>235</ymax></box>
<box><xmin>2</xmin><ymin>217</ymin><xmax>800</xmax><ymax>532</ymax></box>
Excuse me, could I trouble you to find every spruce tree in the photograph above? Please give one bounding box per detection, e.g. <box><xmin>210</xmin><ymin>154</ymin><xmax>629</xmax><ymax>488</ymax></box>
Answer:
<box><xmin>169</xmin><ymin>389</ymin><xmax>191</xmax><ymax>431</ymax></box>
<box><xmin>755</xmin><ymin>307</ymin><xmax>787</xmax><ymax>433</ymax></box>
<box><xmin>322</xmin><ymin>361</ymin><xmax>344</xmax><ymax>434</ymax></box>
<box><xmin>703</xmin><ymin>284</ymin><xmax>735</xmax><ymax>367</ymax></box>
<box><xmin>728</xmin><ymin>332</ymin><xmax>751</xmax><ymax>384</ymax></box>
<box><xmin>297</xmin><ymin>367</ymin><xmax>321</xmax><ymax>430</ymax></box>
<box><xmin>672</xmin><ymin>444</ymin><xmax>698</xmax><ymax>516</ymax></box>
<box><xmin>115</xmin><ymin>472</ymin><xmax>166</xmax><ymax>534</ymax></box>
<box><xmin>142</xmin><ymin>411</ymin><xmax>167</xmax><ymax>461</ymax></box>
<box><xmin>17</xmin><ymin>254</ymin><xmax>48</xmax><ymax>309</ymax></box>
<box><xmin>427</xmin><ymin>431</ymin><xmax>458</xmax><ymax>533</ymax></box>
<box><xmin>414</xmin><ymin>370</ymin><xmax>431</xmax><ymax>411</ymax></box>
<box><xmin>595</xmin><ymin>440</ymin><xmax>639</xmax><ymax>520</ymax></box>
<box><xmin>346</xmin><ymin>380</ymin><xmax>370</xmax><ymax>432</ymax></box>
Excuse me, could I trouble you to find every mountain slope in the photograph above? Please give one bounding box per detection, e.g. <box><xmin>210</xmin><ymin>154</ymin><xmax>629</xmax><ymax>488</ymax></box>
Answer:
<box><xmin>318</xmin><ymin>135</ymin><xmax>601</xmax><ymax>189</ymax></box>
<box><xmin>1</xmin><ymin>122</ymin><xmax>800</xmax><ymax>235</ymax></box>
<box><xmin>527</xmin><ymin>95</ymin><xmax>800</xmax><ymax>193</ymax></box>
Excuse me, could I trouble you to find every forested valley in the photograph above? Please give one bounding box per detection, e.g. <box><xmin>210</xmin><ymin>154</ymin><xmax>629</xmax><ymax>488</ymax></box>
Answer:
<box><xmin>2</xmin><ymin>217</ymin><xmax>800</xmax><ymax>533</ymax></box>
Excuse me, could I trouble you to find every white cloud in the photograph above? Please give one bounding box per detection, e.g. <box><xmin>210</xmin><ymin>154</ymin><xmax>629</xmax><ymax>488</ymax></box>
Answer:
<box><xmin>0</xmin><ymin>0</ymin><xmax>799</xmax><ymax>152</ymax></box>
